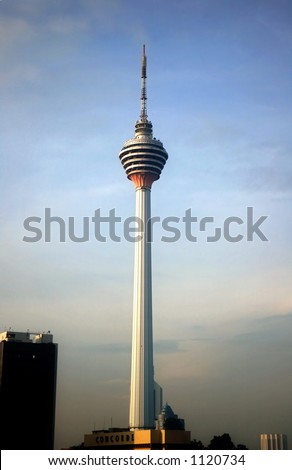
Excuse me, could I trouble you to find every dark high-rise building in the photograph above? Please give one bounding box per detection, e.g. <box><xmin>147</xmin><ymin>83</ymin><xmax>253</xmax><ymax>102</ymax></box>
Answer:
<box><xmin>0</xmin><ymin>330</ymin><xmax>58</xmax><ymax>450</ymax></box>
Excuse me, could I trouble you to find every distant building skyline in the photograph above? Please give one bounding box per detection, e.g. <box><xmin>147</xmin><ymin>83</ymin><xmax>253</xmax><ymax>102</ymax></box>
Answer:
<box><xmin>260</xmin><ymin>433</ymin><xmax>288</xmax><ymax>450</ymax></box>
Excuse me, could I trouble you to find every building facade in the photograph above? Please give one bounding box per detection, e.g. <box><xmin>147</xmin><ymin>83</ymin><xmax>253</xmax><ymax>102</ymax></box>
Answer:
<box><xmin>260</xmin><ymin>433</ymin><xmax>288</xmax><ymax>450</ymax></box>
<box><xmin>84</xmin><ymin>428</ymin><xmax>191</xmax><ymax>450</ymax></box>
<box><xmin>0</xmin><ymin>330</ymin><xmax>58</xmax><ymax>449</ymax></box>
<box><xmin>156</xmin><ymin>403</ymin><xmax>185</xmax><ymax>431</ymax></box>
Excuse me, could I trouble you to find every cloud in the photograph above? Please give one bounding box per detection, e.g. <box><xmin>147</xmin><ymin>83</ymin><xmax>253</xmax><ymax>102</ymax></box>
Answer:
<box><xmin>242</xmin><ymin>144</ymin><xmax>292</xmax><ymax>193</ymax></box>
<box><xmin>105</xmin><ymin>377</ymin><xmax>128</xmax><ymax>386</ymax></box>
<box><xmin>78</xmin><ymin>342</ymin><xmax>130</xmax><ymax>355</ymax></box>
<box><xmin>0</xmin><ymin>17</ymin><xmax>35</xmax><ymax>56</ymax></box>
<box><xmin>48</xmin><ymin>16</ymin><xmax>88</xmax><ymax>35</ymax></box>
<box><xmin>256</xmin><ymin>8</ymin><xmax>292</xmax><ymax>46</ymax></box>
<box><xmin>256</xmin><ymin>311</ymin><xmax>292</xmax><ymax>324</ymax></box>
<box><xmin>231</xmin><ymin>311</ymin><xmax>292</xmax><ymax>349</ymax></box>
<box><xmin>0</xmin><ymin>63</ymin><xmax>41</xmax><ymax>86</ymax></box>
<box><xmin>76</xmin><ymin>0</ymin><xmax>124</xmax><ymax>33</ymax></box>
<box><xmin>154</xmin><ymin>339</ymin><xmax>181</xmax><ymax>354</ymax></box>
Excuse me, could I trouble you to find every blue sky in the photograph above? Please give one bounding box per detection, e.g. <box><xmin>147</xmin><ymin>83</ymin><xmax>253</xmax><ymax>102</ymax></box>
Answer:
<box><xmin>1</xmin><ymin>0</ymin><xmax>292</xmax><ymax>449</ymax></box>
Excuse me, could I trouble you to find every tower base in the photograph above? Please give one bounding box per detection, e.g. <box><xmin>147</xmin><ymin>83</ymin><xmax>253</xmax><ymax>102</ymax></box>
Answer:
<box><xmin>84</xmin><ymin>429</ymin><xmax>191</xmax><ymax>450</ymax></box>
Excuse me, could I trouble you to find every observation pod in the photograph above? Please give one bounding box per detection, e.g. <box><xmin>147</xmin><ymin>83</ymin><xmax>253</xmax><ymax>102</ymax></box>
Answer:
<box><xmin>119</xmin><ymin>127</ymin><xmax>168</xmax><ymax>189</ymax></box>
<box><xmin>119</xmin><ymin>48</ymin><xmax>168</xmax><ymax>190</ymax></box>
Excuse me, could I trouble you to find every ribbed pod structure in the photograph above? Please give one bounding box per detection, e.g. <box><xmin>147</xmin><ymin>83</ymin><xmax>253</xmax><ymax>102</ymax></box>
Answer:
<box><xmin>119</xmin><ymin>124</ymin><xmax>168</xmax><ymax>187</ymax></box>
<box><xmin>119</xmin><ymin>46</ymin><xmax>168</xmax><ymax>429</ymax></box>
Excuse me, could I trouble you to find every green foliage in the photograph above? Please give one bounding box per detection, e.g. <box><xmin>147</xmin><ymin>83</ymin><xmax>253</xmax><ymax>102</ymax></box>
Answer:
<box><xmin>190</xmin><ymin>433</ymin><xmax>248</xmax><ymax>450</ymax></box>
<box><xmin>208</xmin><ymin>433</ymin><xmax>236</xmax><ymax>450</ymax></box>
<box><xmin>190</xmin><ymin>439</ymin><xmax>206</xmax><ymax>449</ymax></box>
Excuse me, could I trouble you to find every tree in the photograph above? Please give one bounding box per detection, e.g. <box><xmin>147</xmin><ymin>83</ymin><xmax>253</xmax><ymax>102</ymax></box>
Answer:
<box><xmin>190</xmin><ymin>439</ymin><xmax>206</xmax><ymax>449</ymax></box>
<box><xmin>236</xmin><ymin>443</ymin><xmax>249</xmax><ymax>450</ymax></box>
<box><xmin>208</xmin><ymin>433</ymin><xmax>236</xmax><ymax>450</ymax></box>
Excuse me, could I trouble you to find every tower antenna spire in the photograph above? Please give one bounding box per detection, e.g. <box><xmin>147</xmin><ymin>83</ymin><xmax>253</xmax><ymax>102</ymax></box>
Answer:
<box><xmin>140</xmin><ymin>44</ymin><xmax>147</xmax><ymax>121</ymax></box>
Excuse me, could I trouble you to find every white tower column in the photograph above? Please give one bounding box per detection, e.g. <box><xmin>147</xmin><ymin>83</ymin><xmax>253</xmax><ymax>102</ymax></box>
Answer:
<box><xmin>129</xmin><ymin>186</ymin><xmax>154</xmax><ymax>429</ymax></box>
<box><xmin>119</xmin><ymin>45</ymin><xmax>168</xmax><ymax>431</ymax></box>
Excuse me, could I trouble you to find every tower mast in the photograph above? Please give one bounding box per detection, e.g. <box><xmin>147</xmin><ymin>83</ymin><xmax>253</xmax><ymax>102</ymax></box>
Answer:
<box><xmin>119</xmin><ymin>46</ymin><xmax>168</xmax><ymax>429</ymax></box>
<box><xmin>140</xmin><ymin>44</ymin><xmax>147</xmax><ymax>121</ymax></box>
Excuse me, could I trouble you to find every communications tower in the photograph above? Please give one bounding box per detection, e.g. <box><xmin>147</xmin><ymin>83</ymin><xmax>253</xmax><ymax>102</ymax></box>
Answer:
<box><xmin>119</xmin><ymin>45</ymin><xmax>168</xmax><ymax>430</ymax></box>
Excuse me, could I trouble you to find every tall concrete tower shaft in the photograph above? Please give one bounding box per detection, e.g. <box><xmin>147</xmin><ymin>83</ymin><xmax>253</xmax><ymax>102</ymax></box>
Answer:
<box><xmin>119</xmin><ymin>46</ymin><xmax>168</xmax><ymax>429</ymax></box>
